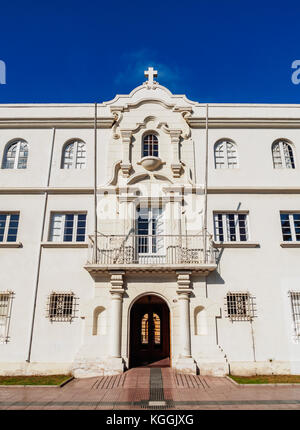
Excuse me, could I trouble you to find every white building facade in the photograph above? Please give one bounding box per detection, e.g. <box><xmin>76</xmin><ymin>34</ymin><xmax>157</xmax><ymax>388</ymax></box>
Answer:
<box><xmin>0</xmin><ymin>68</ymin><xmax>300</xmax><ymax>377</ymax></box>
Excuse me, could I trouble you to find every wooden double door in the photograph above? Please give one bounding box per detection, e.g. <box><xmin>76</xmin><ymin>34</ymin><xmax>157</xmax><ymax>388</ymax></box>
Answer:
<box><xmin>129</xmin><ymin>296</ymin><xmax>170</xmax><ymax>367</ymax></box>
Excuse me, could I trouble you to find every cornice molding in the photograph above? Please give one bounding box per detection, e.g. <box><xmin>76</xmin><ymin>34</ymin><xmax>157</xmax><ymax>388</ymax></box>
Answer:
<box><xmin>187</xmin><ymin>117</ymin><xmax>300</xmax><ymax>129</ymax></box>
<box><xmin>1</xmin><ymin>186</ymin><xmax>300</xmax><ymax>195</ymax></box>
<box><xmin>0</xmin><ymin>117</ymin><xmax>115</xmax><ymax>129</ymax></box>
<box><xmin>0</xmin><ymin>187</ymin><xmax>94</xmax><ymax>194</ymax></box>
<box><xmin>208</xmin><ymin>186</ymin><xmax>300</xmax><ymax>194</ymax></box>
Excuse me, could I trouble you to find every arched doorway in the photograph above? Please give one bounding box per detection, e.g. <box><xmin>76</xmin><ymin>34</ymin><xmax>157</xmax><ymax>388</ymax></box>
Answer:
<box><xmin>129</xmin><ymin>295</ymin><xmax>170</xmax><ymax>367</ymax></box>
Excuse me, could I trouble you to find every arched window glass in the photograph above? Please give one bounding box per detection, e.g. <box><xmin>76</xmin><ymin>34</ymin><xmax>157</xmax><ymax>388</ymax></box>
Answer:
<box><xmin>153</xmin><ymin>313</ymin><xmax>161</xmax><ymax>344</ymax></box>
<box><xmin>3</xmin><ymin>140</ymin><xmax>28</xmax><ymax>169</ymax></box>
<box><xmin>215</xmin><ymin>140</ymin><xmax>238</xmax><ymax>169</ymax></box>
<box><xmin>140</xmin><ymin>312</ymin><xmax>161</xmax><ymax>344</ymax></box>
<box><xmin>272</xmin><ymin>140</ymin><xmax>295</xmax><ymax>169</ymax></box>
<box><xmin>141</xmin><ymin>313</ymin><xmax>149</xmax><ymax>344</ymax></box>
<box><xmin>62</xmin><ymin>140</ymin><xmax>86</xmax><ymax>169</ymax></box>
<box><xmin>143</xmin><ymin>134</ymin><xmax>158</xmax><ymax>157</ymax></box>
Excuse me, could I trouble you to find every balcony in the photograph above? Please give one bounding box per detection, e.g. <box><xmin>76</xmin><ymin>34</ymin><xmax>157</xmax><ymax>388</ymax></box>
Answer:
<box><xmin>85</xmin><ymin>234</ymin><xmax>217</xmax><ymax>274</ymax></box>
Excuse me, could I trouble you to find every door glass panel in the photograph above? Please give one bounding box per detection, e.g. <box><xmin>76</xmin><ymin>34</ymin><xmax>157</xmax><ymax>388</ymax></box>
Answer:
<box><xmin>141</xmin><ymin>313</ymin><xmax>148</xmax><ymax>344</ymax></box>
<box><xmin>153</xmin><ymin>313</ymin><xmax>161</xmax><ymax>344</ymax></box>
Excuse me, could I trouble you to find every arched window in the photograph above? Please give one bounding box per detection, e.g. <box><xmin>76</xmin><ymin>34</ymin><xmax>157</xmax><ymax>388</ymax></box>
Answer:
<box><xmin>142</xmin><ymin>134</ymin><xmax>158</xmax><ymax>157</ymax></box>
<box><xmin>272</xmin><ymin>140</ymin><xmax>295</xmax><ymax>169</ymax></box>
<box><xmin>61</xmin><ymin>139</ymin><xmax>86</xmax><ymax>169</ymax></box>
<box><xmin>214</xmin><ymin>139</ymin><xmax>238</xmax><ymax>169</ymax></box>
<box><xmin>3</xmin><ymin>140</ymin><xmax>28</xmax><ymax>169</ymax></box>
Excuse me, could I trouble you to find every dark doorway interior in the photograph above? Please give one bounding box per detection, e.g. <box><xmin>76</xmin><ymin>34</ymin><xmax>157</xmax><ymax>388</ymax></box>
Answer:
<box><xmin>129</xmin><ymin>295</ymin><xmax>170</xmax><ymax>368</ymax></box>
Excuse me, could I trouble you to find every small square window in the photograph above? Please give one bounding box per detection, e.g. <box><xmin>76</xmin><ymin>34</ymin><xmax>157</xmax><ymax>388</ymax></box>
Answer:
<box><xmin>47</xmin><ymin>292</ymin><xmax>77</xmax><ymax>322</ymax></box>
<box><xmin>225</xmin><ymin>292</ymin><xmax>255</xmax><ymax>321</ymax></box>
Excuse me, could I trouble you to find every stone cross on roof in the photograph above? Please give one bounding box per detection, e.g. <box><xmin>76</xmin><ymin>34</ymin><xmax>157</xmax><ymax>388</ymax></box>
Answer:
<box><xmin>144</xmin><ymin>67</ymin><xmax>158</xmax><ymax>85</ymax></box>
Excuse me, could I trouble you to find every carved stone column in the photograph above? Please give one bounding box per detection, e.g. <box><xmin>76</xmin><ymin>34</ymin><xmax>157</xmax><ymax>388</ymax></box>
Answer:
<box><xmin>175</xmin><ymin>270</ymin><xmax>196</xmax><ymax>374</ymax></box>
<box><xmin>108</xmin><ymin>271</ymin><xmax>125</xmax><ymax>373</ymax></box>
<box><xmin>120</xmin><ymin>130</ymin><xmax>132</xmax><ymax>177</ymax></box>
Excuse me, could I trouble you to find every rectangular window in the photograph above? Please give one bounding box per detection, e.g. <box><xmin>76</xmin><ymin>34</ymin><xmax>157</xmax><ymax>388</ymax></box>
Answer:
<box><xmin>280</xmin><ymin>213</ymin><xmax>300</xmax><ymax>241</ymax></box>
<box><xmin>289</xmin><ymin>291</ymin><xmax>300</xmax><ymax>342</ymax></box>
<box><xmin>137</xmin><ymin>207</ymin><xmax>164</xmax><ymax>254</ymax></box>
<box><xmin>0</xmin><ymin>292</ymin><xmax>14</xmax><ymax>343</ymax></box>
<box><xmin>49</xmin><ymin>213</ymin><xmax>86</xmax><ymax>242</ymax></box>
<box><xmin>0</xmin><ymin>213</ymin><xmax>19</xmax><ymax>242</ymax></box>
<box><xmin>225</xmin><ymin>292</ymin><xmax>255</xmax><ymax>321</ymax></box>
<box><xmin>214</xmin><ymin>213</ymin><xmax>249</xmax><ymax>242</ymax></box>
<box><xmin>47</xmin><ymin>292</ymin><xmax>76</xmax><ymax>322</ymax></box>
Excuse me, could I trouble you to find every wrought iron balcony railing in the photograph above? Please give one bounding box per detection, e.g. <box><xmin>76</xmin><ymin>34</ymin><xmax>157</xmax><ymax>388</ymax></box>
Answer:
<box><xmin>87</xmin><ymin>234</ymin><xmax>216</xmax><ymax>266</ymax></box>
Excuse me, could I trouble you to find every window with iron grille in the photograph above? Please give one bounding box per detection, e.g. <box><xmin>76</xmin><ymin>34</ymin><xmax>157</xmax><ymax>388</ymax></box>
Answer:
<box><xmin>47</xmin><ymin>292</ymin><xmax>77</xmax><ymax>322</ymax></box>
<box><xmin>61</xmin><ymin>140</ymin><xmax>86</xmax><ymax>169</ymax></box>
<box><xmin>289</xmin><ymin>291</ymin><xmax>300</xmax><ymax>342</ymax></box>
<box><xmin>280</xmin><ymin>213</ymin><xmax>300</xmax><ymax>241</ymax></box>
<box><xmin>49</xmin><ymin>213</ymin><xmax>86</xmax><ymax>242</ymax></box>
<box><xmin>142</xmin><ymin>134</ymin><xmax>159</xmax><ymax>157</ymax></box>
<box><xmin>2</xmin><ymin>140</ymin><xmax>28</xmax><ymax>169</ymax></box>
<box><xmin>0</xmin><ymin>292</ymin><xmax>14</xmax><ymax>343</ymax></box>
<box><xmin>214</xmin><ymin>212</ymin><xmax>249</xmax><ymax>242</ymax></box>
<box><xmin>225</xmin><ymin>292</ymin><xmax>255</xmax><ymax>321</ymax></box>
<box><xmin>0</xmin><ymin>213</ymin><xmax>19</xmax><ymax>242</ymax></box>
<box><xmin>214</xmin><ymin>140</ymin><xmax>238</xmax><ymax>169</ymax></box>
<box><xmin>272</xmin><ymin>140</ymin><xmax>295</xmax><ymax>169</ymax></box>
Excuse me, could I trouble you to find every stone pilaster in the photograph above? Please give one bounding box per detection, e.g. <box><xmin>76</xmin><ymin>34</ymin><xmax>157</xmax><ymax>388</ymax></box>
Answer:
<box><xmin>120</xmin><ymin>130</ymin><xmax>132</xmax><ymax>177</ymax></box>
<box><xmin>169</xmin><ymin>129</ymin><xmax>182</xmax><ymax>177</ymax></box>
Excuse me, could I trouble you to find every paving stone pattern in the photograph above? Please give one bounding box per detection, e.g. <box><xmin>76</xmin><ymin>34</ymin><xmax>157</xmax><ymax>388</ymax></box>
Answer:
<box><xmin>0</xmin><ymin>367</ymin><xmax>299</xmax><ymax>410</ymax></box>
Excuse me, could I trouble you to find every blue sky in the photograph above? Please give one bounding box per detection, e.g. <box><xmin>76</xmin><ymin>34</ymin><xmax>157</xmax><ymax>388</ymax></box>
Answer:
<box><xmin>0</xmin><ymin>0</ymin><xmax>300</xmax><ymax>103</ymax></box>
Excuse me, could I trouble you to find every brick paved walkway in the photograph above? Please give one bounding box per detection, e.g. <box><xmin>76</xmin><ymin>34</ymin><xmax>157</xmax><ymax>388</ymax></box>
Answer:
<box><xmin>0</xmin><ymin>367</ymin><xmax>300</xmax><ymax>410</ymax></box>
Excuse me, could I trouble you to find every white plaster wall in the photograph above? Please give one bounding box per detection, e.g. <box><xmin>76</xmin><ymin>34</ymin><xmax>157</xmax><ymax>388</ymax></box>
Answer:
<box><xmin>0</xmin><ymin>91</ymin><xmax>300</xmax><ymax>375</ymax></box>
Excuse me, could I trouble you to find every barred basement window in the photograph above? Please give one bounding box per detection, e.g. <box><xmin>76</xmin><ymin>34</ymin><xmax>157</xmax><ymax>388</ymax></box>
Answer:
<box><xmin>214</xmin><ymin>212</ymin><xmax>249</xmax><ymax>242</ymax></box>
<box><xmin>289</xmin><ymin>291</ymin><xmax>300</xmax><ymax>342</ymax></box>
<box><xmin>225</xmin><ymin>292</ymin><xmax>255</xmax><ymax>321</ymax></box>
<box><xmin>47</xmin><ymin>292</ymin><xmax>77</xmax><ymax>322</ymax></box>
<box><xmin>0</xmin><ymin>292</ymin><xmax>14</xmax><ymax>343</ymax></box>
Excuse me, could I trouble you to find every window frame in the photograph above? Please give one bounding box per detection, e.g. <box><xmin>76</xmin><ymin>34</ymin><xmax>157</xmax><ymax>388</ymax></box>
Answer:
<box><xmin>0</xmin><ymin>291</ymin><xmax>14</xmax><ymax>343</ymax></box>
<box><xmin>272</xmin><ymin>140</ymin><xmax>296</xmax><ymax>169</ymax></box>
<box><xmin>280</xmin><ymin>212</ymin><xmax>300</xmax><ymax>242</ymax></box>
<box><xmin>214</xmin><ymin>139</ymin><xmax>238</xmax><ymax>169</ymax></box>
<box><xmin>142</xmin><ymin>134</ymin><xmax>159</xmax><ymax>158</ymax></box>
<box><xmin>225</xmin><ymin>292</ymin><xmax>255</xmax><ymax>322</ymax></box>
<box><xmin>0</xmin><ymin>212</ymin><xmax>20</xmax><ymax>243</ymax></box>
<box><xmin>48</xmin><ymin>212</ymin><xmax>87</xmax><ymax>243</ymax></box>
<box><xmin>61</xmin><ymin>139</ymin><xmax>86</xmax><ymax>169</ymax></box>
<box><xmin>47</xmin><ymin>292</ymin><xmax>77</xmax><ymax>323</ymax></box>
<box><xmin>136</xmin><ymin>206</ymin><xmax>164</xmax><ymax>254</ymax></box>
<box><xmin>2</xmin><ymin>140</ymin><xmax>28</xmax><ymax>169</ymax></box>
<box><xmin>289</xmin><ymin>291</ymin><xmax>300</xmax><ymax>342</ymax></box>
<box><xmin>213</xmin><ymin>212</ymin><xmax>249</xmax><ymax>242</ymax></box>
